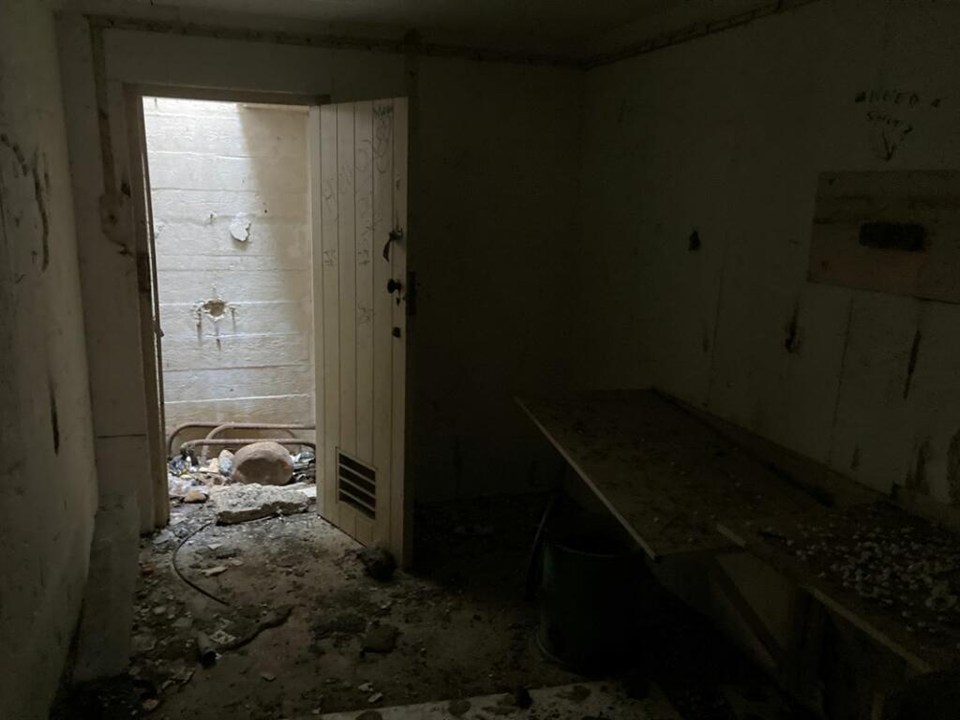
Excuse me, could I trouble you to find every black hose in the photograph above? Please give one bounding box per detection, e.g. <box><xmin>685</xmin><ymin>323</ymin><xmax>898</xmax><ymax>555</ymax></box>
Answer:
<box><xmin>171</xmin><ymin>521</ymin><xmax>231</xmax><ymax>606</ymax></box>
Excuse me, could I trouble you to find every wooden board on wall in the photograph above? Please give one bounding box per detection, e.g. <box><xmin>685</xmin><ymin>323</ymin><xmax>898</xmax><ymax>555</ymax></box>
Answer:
<box><xmin>809</xmin><ymin>170</ymin><xmax>960</xmax><ymax>303</ymax></box>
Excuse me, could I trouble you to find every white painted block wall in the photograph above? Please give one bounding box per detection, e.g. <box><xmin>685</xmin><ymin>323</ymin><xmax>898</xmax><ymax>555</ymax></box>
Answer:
<box><xmin>143</xmin><ymin>98</ymin><xmax>315</xmax><ymax>438</ymax></box>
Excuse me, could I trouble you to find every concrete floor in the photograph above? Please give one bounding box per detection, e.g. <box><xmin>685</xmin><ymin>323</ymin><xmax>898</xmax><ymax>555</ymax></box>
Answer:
<box><xmin>53</xmin><ymin>492</ymin><xmax>809</xmax><ymax>720</ymax></box>
<box><xmin>122</xmin><ymin>501</ymin><xmax>578</xmax><ymax>719</ymax></box>
<box><xmin>317</xmin><ymin>681</ymin><xmax>682</xmax><ymax>720</ymax></box>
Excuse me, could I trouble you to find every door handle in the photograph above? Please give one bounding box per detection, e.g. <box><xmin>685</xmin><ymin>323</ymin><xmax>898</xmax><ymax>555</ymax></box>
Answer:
<box><xmin>383</xmin><ymin>228</ymin><xmax>403</xmax><ymax>261</ymax></box>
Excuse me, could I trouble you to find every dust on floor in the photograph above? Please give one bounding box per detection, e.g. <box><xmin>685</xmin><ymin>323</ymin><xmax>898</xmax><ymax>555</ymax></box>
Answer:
<box><xmin>53</xmin><ymin>493</ymin><xmax>810</xmax><ymax>720</ymax></box>
<box><xmin>114</xmin><ymin>499</ymin><xmax>578</xmax><ymax>720</ymax></box>
<box><xmin>318</xmin><ymin>681</ymin><xmax>682</xmax><ymax>720</ymax></box>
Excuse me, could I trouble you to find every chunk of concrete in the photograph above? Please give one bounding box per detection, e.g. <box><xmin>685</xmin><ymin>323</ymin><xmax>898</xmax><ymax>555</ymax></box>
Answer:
<box><xmin>210</xmin><ymin>483</ymin><xmax>310</xmax><ymax>525</ymax></box>
<box><xmin>362</xmin><ymin>623</ymin><xmax>399</xmax><ymax>653</ymax></box>
<box><xmin>232</xmin><ymin>441</ymin><xmax>294</xmax><ymax>486</ymax></box>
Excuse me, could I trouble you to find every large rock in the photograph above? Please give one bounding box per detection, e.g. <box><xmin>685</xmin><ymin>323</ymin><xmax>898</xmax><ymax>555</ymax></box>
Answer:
<box><xmin>232</xmin><ymin>441</ymin><xmax>293</xmax><ymax>486</ymax></box>
<box><xmin>210</xmin><ymin>484</ymin><xmax>310</xmax><ymax>525</ymax></box>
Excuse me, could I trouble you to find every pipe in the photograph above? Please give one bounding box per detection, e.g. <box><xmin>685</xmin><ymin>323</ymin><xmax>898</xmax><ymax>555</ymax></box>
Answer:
<box><xmin>167</xmin><ymin>421</ymin><xmax>229</xmax><ymax>456</ymax></box>
<box><xmin>201</xmin><ymin>422</ymin><xmax>315</xmax><ymax>461</ymax></box>
<box><xmin>179</xmin><ymin>438</ymin><xmax>316</xmax><ymax>454</ymax></box>
<box><xmin>168</xmin><ymin>422</ymin><xmax>316</xmax><ymax>457</ymax></box>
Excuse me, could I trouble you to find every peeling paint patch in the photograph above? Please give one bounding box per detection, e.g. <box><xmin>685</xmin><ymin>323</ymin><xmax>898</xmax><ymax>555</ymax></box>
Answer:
<box><xmin>947</xmin><ymin>431</ymin><xmax>960</xmax><ymax>505</ymax></box>
<box><xmin>230</xmin><ymin>214</ymin><xmax>252</xmax><ymax>243</ymax></box>
<box><xmin>903</xmin><ymin>328</ymin><xmax>922</xmax><ymax>399</ymax></box>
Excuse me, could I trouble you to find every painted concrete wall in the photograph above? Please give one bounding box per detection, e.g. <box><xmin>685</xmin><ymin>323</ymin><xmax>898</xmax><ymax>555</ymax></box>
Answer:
<box><xmin>143</xmin><ymin>98</ymin><xmax>314</xmax><ymax>438</ymax></box>
<box><xmin>0</xmin><ymin>1</ymin><xmax>98</xmax><ymax>717</ymax></box>
<box><xmin>411</xmin><ymin>56</ymin><xmax>582</xmax><ymax>500</ymax></box>
<box><xmin>577</xmin><ymin>0</ymin><xmax>960</xmax><ymax>508</ymax></box>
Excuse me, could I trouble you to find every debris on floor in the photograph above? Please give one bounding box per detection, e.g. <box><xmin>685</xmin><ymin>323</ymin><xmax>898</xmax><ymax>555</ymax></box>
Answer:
<box><xmin>362</xmin><ymin>622</ymin><xmax>400</xmax><ymax>653</ymax></box>
<box><xmin>168</xmin><ymin>441</ymin><xmax>316</xmax><ymax>513</ymax></box>
<box><xmin>358</xmin><ymin>546</ymin><xmax>397</xmax><ymax>582</ymax></box>
<box><xmin>317</xmin><ymin>681</ymin><xmax>681</xmax><ymax>720</ymax></box>
<box><xmin>53</xmin><ymin>494</ymin><xmax>814</xmax><ymax>720</ymax></box>
<box><xmin>210</xmin><ymin>483</ymin><xmax>311</xmax><ymax>524</ymax></box>
<box><xmin>292</xmin><ymin>449</ymin><xmax>317</xmax><ymax>482</ymax></box>
<box><xmin>217</xmin><ymin>449</ymin><xmax>235</xmax><ymax>477</ymax></box>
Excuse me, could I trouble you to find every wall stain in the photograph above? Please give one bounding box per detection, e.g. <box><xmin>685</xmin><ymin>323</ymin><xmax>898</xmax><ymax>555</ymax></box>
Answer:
<box><xmin>49</xmin><ymin>381</ymin><xmax>60</xmax><ymax>455</ymax></box>
<box><xmin>948</xmin><ymin>430</ymin><xmax>960</xmax><ymax>505</ymax></box>
<box><xmin>903</xmin><ymin>328</ymin><xmax>922</xmax><ymax>399</ymax></box>
<box><xmin>906</xmin><ymin>438</ymin><xmax>932</xmax><ymax>495</ymax></box>
<box><xmin>688</xmin><ymin>229</ymin><xmax>701</xmax><ymax>252</ymax></box>
<box><xmin>1</xmin><ymin>135</ymin><xmax>50</xmax><ymax>271</ymax></box>
<box><xmin>31</xmin><ymin>150</ymin><xmax>50</xmax><ymax>270</ymax></box>
<box><xmin>784</xmin><ymin>302</ymin><xmax>801</xmax><ymax>354</ymax></box>
<box><xmin>851</xmin><ymin>445</ymin><xmax>860</xmax><ymax>471</ymax></box>
<box><xmin>0</xmin><ymin>133</ymin><xmax>28</xmax><ymax>175</ymax></box>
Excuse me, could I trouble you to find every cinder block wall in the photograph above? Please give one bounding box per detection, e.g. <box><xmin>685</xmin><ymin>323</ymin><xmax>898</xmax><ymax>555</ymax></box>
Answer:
<box><xmin>143</xmin><ymin>98</ymin><xmax>315</xmax><ymax>441</ymax></box>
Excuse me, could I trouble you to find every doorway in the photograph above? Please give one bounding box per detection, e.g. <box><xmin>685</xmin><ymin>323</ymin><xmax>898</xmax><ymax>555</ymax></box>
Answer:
<box><xmin>137</xmin><ymin>92</ymin><xmax>410</xmax><ymax>563</ymax></box>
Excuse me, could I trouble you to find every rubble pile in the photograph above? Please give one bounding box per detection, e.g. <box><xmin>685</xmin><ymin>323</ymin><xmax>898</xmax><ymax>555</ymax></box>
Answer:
<box><xmin>168</xmin><ymin>443</ymin><xmax>316</xmax><ymax>504</ymax></box>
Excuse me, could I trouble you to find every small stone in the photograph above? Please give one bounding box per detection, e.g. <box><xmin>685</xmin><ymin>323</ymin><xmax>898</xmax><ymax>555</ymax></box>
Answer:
<box><xmin>362</xmin><ymin>623</ymin><xmax>399</xmax><ymax>653</ymax></box>
<box><xmin>142</xmin><ymin>698</ymin><xmax>160</xmax><ymax>712</ymax></box>
<box><xmin>358</xmin><ymin>547</ymin><xmax>397</xmax><ymax>582</ymax></box>
<box><xmin>201</xmin><ymin>566</ymin><xmax>228</xmax><ymax>577</ymax></box>
<box><xmin>152</xmin><ymin>606</ymin><xmax>167</xmax><ymax>616</ymax></box>
<box><xmin>132</xmin><ymin>633</ymin><xmax>157</xmax><ymax>653</ymax></box>
<box><xmin>448</xmin><ymin>699</ymin><xmax>471</xmax><ymax>716</ymax></box>
<box><xmin>510</xmin><ymin>687</ymin><xmax>533</xmax><ymax>709</ymax></box>
<box><xmin>358</xmin><ymin>682</ymin><xmax>374</xmax><ymax>692</ymax></box>
<box><xmin>218</xmin><ymin>449</ymin><xmax>235</xmax><ymax>477</ymax></box>
<box><xmin>368</xmin><ymin>692</ymin><xmax>383</xmax><ymax>704</ymax></box>
<box><xmin>260</xmin><ymin>672</ymin><xmax>276</xmax><ymax>682</ymax></box>
<box><xmin>184</xmin><ymin>489</ymin><xmax>208</xmax><ymax>503</ymax></box>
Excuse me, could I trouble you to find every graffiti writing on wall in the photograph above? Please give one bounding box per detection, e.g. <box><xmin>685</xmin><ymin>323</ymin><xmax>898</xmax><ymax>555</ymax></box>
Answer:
<box><xmin>855</xmin><ymin>89</ymin><xmax>942</xmax><ymax>161</ymax></box>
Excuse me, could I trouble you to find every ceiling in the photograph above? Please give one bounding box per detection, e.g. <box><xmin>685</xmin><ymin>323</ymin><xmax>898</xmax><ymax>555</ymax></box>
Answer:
<box><xmin>65</xmin><ymin>0</ymin><xmax>775</xmax><ymax>60</ymax></box>
<box><xmin>97</xmin><ymin>0</ymin><xmax>682</xmax><ymax>46</ymax></box>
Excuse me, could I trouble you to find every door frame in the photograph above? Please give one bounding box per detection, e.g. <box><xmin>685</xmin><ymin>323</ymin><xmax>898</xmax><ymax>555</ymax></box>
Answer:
<box><xmin>123</xmin><ymin>85</ymin><xmax>413</xmax><ymax>533</ymax></box>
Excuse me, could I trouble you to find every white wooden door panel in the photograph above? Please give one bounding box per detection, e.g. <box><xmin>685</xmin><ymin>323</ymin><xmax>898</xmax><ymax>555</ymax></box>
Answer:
<box><xmin>312</xmin><ymin>98</ymin><xmax>408</xmax><ymax>563</ymax></box>
<box><xmin>355</xmin><ymin>101</ymin><xmax>375</xmax><ymax>464</ymax></box>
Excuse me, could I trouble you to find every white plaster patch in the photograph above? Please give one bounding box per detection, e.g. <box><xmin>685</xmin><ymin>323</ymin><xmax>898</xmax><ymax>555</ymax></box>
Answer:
<box><xmin>229</xmin><ymin>214</ymin><xmax>251</xmax><ymax>242</ymax></box>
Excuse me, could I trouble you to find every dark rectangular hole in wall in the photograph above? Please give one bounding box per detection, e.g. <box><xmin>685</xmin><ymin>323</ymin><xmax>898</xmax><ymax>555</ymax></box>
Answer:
<box><xmin>858</xmin><ymin>222</ymin><xmax>927</xmax><ymax>252</ymax></box>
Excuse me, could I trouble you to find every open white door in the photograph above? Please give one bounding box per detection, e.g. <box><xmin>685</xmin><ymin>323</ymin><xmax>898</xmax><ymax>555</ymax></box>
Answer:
<box><xmin>310</xmin><ymin>98</ymin><xmax>408</xmax><ymax>563</ymax></box>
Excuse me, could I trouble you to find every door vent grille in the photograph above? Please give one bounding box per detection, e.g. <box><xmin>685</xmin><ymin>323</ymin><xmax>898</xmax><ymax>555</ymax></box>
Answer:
<box><xmin>337</xmin><ymin>450</ymin><xmax>376</xmax><ymax>519</ymax></box>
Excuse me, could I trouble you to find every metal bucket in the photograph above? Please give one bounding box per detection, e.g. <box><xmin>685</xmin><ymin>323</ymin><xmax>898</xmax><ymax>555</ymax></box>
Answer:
<box><xmin>537</xmin><ymin>521</ymin><xmax>648</xmax><ymax>673</ymax></box>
